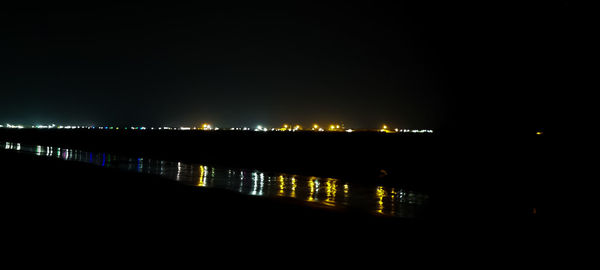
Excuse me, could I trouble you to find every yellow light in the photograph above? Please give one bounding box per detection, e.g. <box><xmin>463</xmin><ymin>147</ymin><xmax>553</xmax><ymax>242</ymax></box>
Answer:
<box><xmin>278</xmin><ymin>175</ymin><xmax>285</xmax><ymax>196</ymax></box>
<box><xmin>383</xmin><ymin>125</ymin><xmax>388</xmax><ymax>129</ymax></box>
<box><xmin>336</xmin><ymin>125</ymin><xmax>340</xmax><ymax>129</ymax></box>
<box><xmin>290</xmin><ymin>176</ymin><xmax>296</xmax><ymax>198</ymax></box>
<box><xmin>283</xmin><ymin>124</ymin><xmax>288</xmax><ymax>128</ymax></box>
<box><xmin>313</xmin><ymin>124</ymin><xmax>319</xmax><ymax>129</ymax></box>
<box><xmin>536</xmin><ymin>131</ymin><xmax>543</xmax><ymax>135</ymax></box>
<box><xmin>198</xmin><ymin>166</ymin><xmax>206</xmax><ymax>187</ymax></box>
<box><xmin>376</xmin><ymin>186</ymin><xmax>386</xmax><ymax>214</ymax></box>
<box><xmin>329</xmin><ymin>125</ymin><xmax>335</xmax><ymax>130</ymax></box>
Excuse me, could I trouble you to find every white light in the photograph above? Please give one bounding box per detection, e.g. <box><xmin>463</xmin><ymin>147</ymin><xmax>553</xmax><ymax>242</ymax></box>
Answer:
<box><xmin>346</xmin><ymin>129</ymin><xmax>353</xmax><ymax>133</ymax></box>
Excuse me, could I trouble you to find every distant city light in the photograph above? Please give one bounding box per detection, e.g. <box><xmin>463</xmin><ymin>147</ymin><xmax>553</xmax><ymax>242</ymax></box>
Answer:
<box><xmin>0</xmin><ymin>122</ymin><xmax>436</xmax><ymax>134</ymax></box>
<box><xmin>201</xmin><ymin>123</ymin><xmax>212</xmax><ymax>130</ymax></box>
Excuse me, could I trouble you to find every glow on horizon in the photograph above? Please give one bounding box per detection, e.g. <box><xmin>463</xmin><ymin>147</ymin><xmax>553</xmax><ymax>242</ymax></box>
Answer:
<box><xmin>1</xmin><ymin>122</ymin><xmax>434</xmax><ymax>133</ymax></box>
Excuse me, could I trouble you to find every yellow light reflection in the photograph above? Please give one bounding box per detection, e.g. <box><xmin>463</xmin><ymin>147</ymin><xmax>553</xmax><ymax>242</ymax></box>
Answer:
<box><xmin>278</xmin><ymin>175</ymin><xmax>285</xmax><ymax>196</ymax></box>
<box><xmin>376</xmin><ymin>186</ymin><xmax>386</xmax><ymax>214</ymax></box>
<box><xmin>307</xmin><ymin>177</ymin><xmax>317</xmax><ymax>202</ymax></box>
<box><xmin>290</xmin><ymin>176</ymin><xmax>297</xmax><ymax>198</ymax></box>
<box><xmin>198</xmin><ymin>165</ymin><xmax>207</xmax><ymax>187</ymax></box>
<box><xmin>343</xmin><ymin>183</ymin><xmax>350</xmax><ymax>204</ymax></box>
<box><xmin>324</xmin><ymin>178</ymin><xmax>338</xmax><ymax>207</ymax></box>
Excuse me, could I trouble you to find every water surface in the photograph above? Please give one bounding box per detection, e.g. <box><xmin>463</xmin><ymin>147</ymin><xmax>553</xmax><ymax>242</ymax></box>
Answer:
<box><xmin>3</xmin><ymin>141</ymin><xmax>429</xmax><ymax>218</ymax></box>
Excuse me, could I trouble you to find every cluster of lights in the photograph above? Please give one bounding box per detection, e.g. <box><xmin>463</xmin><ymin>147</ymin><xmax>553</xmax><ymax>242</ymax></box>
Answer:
<box><xmin>380</xmin><ymin>125</ymin><xmax>433</xmax><ymax>134</ymax></box>
<box><xmin>3</xmin><ymin>124</ymin><xmax>25</xmax><ymax>129</ymax></box>
<box><xmin>2</xmin><ymin>123</ymin><xmax>434</xmax><ymax>134</ymax></box>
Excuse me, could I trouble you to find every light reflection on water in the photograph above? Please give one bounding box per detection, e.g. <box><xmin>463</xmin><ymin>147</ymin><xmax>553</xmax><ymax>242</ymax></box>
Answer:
<box><xmin>3</xmin><ymin>141</ymin><xmax>429</xmax><ymax>218</ymax></box>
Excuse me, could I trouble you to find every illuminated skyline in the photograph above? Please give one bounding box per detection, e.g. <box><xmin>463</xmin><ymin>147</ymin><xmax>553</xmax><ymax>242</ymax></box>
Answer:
<box><xmin>1</xmin><ymin>122</ymin><xmax>434</xmax><ymax>133</ymax></box>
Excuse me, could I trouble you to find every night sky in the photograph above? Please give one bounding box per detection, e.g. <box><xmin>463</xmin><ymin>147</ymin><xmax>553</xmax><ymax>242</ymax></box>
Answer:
<box><xmin>1</xmin><ymin>1</ymin><xmax>572</xmax><ymax>132</ymax></box>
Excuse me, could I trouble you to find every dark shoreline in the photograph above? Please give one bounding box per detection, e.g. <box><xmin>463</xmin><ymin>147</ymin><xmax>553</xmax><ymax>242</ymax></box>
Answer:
<box><xmin>0</xmin><ymin>129</ymin><xmax>444</xmax><ymax>185</ymax></box>
<box><xmin>0</xmin><ymin>130</ymin><xmax>553</xmax><ymax>255</ymax></box>
<box><xmin>0</xmin><ymin>150</ymin><xmax>420</xmax><ymax>236</ymax></box>
<box><xmin>0</xmin><ymin>129</ymin><xmax>545</xmax><ymax>188</ymax></box>
<box><xmin>0</xmin><ymin>129</ymin><xmax>551</xmax><ymax>223</ymax></box>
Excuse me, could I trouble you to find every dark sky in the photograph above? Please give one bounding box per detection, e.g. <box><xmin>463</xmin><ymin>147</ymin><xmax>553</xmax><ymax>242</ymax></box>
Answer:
<box><xmin>0</xmin><ymin>1</ymin><xmax>572</xmax><ymax>132</ymax></box>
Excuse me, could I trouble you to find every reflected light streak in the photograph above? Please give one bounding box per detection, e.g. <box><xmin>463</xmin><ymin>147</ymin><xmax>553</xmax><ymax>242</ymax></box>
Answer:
<box><xmin>290</xmin><ymin>176</ymin><xmax>296</xmax><ymax>198</ymax></box>
<box><xmin>137</xmin><ymin>158</ymin><xmax>143</xmax><ymax>172</ymax></box>
<box><xmin>198</xmin><ymin>165</ymin><xmax>207</xmax><ymax>187</ymax></box>
<box><xmin>278</xmin><ymin>175</ymin><xmax>285</xmax><ymax>197</ymax></box>
<box><xmin>307</xmin><ymin>177</ymin><xmax>317</xmax><ymax>202</ymax></box>
<box><xmin>324</xmin><ymin>178</ymin><xmax>338</xmax><ymax>206</ymax></box>
<box><xmin>251</xmin><ymin>172</ymin><xmax>258</xmax><ymax>195</ymax></box>
<box><xmin>2</xmin><ymin>141</ymin><xmax>430</xmax><ymax>218</ymax></box>
<box><xmin>376</xmin><ymin>186</ymin><xmax>386</xmax><ymax>214</ymax></box>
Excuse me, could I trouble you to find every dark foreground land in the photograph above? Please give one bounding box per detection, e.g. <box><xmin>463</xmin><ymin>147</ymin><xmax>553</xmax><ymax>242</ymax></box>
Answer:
<box><xmin>0</xmin><ymin>151</ymin><xmax>546</xmax><ymax>255</ymax></box>
<box><xmin>0</xmin><ymin>129</ymin><xmax>560</xmax><ymax>259</ymax></box>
